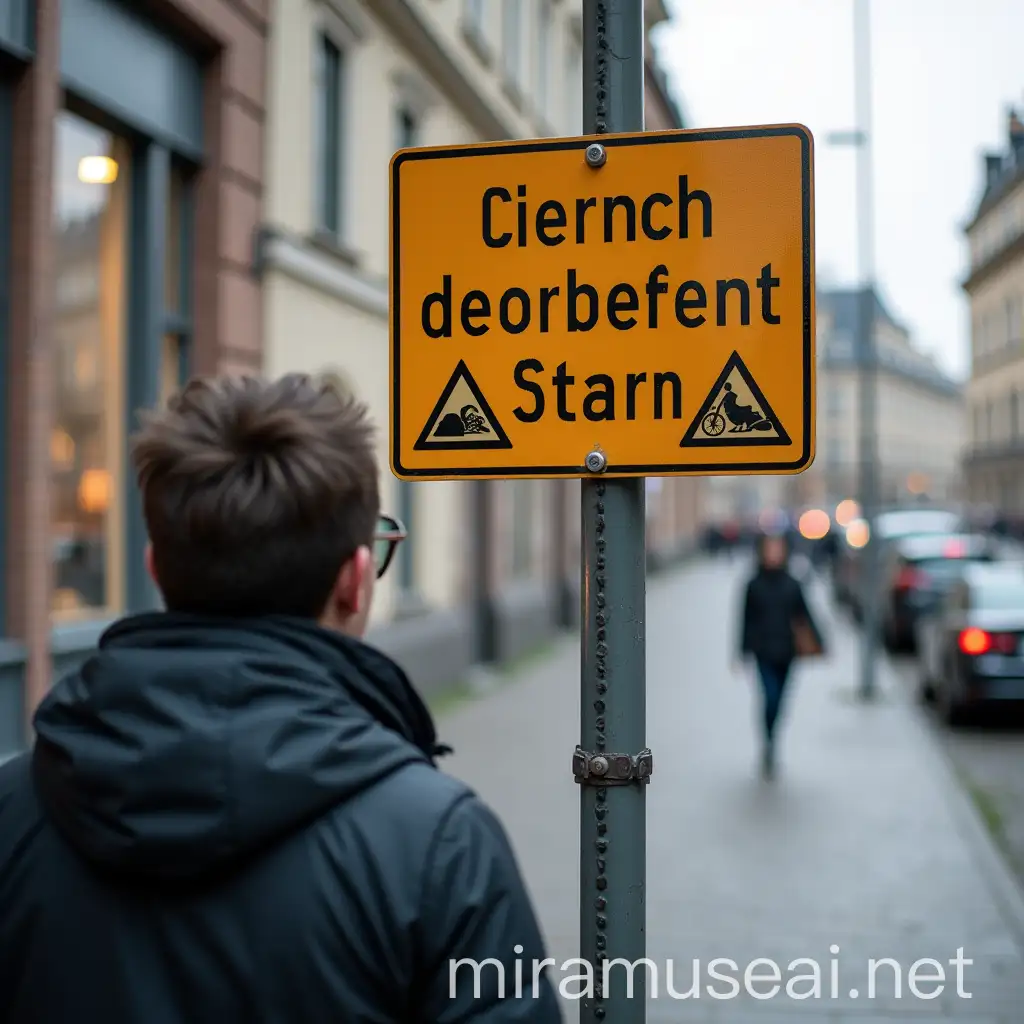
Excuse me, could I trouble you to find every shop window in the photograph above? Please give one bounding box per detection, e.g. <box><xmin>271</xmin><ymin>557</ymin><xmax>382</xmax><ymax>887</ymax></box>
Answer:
<box><xmin>52</xmin><ymin>112</ymin><xmax>130</xmax><ymax>619</ymax></box>
<box><xmin>313</xmin><ymin>32</ymin><xmax>344</xmax><ymax>239</ymax></box>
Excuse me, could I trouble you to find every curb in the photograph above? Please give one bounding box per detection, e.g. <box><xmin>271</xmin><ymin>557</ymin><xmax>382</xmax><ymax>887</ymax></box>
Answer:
<box><xmin>909</xmin><ymin>689</ymin><xmax>1024</xmax><ymax>953</ymax></box>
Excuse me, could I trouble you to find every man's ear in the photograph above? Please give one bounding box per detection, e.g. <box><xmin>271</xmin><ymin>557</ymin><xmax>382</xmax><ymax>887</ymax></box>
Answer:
<box><xmin>331</xmin><ymin>546</ymin><xmax>373</xmax><ymax>618</ymax></box>
<box><xmin>144</xmin><ymin>543</ymin><xmax>158</xmax><ymax>586</ymax></box>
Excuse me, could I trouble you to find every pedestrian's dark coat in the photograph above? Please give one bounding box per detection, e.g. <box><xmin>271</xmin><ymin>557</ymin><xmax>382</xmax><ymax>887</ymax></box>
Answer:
<box><xmin>739</xmin><ymin>565</ymin><xmax>821</xmax><ymax>666</ymax></box>
<box><xmin>0</xmin><ymin>614</ymin><xmax>561</xmax><ymax>1023</ymax></box>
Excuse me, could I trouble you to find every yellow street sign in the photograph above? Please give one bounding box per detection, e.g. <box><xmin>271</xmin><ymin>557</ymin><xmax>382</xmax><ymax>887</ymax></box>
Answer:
<box><xmin>390</xmin><ymin>125</ymin><xmax>815</xmax><ymax>480</ymax></box>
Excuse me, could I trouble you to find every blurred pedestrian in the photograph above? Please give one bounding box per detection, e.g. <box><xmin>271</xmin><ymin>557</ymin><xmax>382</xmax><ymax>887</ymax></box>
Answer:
<box><xmin>737</xmin><ymin>532</ymin><xmax>824</xmax><ymax>778</ymax></box>
<box><xmin>0</xmin><ymin>374</ymin><xmax>559</xmax><ymax>1022</ymax></box>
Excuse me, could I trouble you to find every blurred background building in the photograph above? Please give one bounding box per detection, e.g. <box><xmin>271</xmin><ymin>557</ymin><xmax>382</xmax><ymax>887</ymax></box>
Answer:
<box><xmin>963</xmin><ymin>108</ymin><xmax>1024</xmax><ymax>519</ymax></box>
<box><xmin>809</xmin><ymin>287</ymin><xmax>964</xmax><ymax>508</ymax></box>
<box><xmin>706</xmin><ymin>286</ymin><xmax>964</xmax><ymax>527</ymax></box>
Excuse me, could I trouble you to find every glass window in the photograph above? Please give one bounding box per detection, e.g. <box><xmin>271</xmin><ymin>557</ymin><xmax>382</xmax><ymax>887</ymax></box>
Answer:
<box><xmin>463</xmin><ymin>0</ymin><xmax>484</xmax><ymax>33</ymax></box>
<box><xmin>501</xmin><ymin>0</ymin><xmax>522</xmax><ymax>88</ymax></box>
<box><xmin>52</xmin><ymin>112</ymin><xmax>130</xmax><ymax>619</ymax></box>
<box><xmin>536</xmin><ymin>0</ymin><xmax>551</xmax><ymax>118</ymax></box>
<box><xmin>974</xmin><ymin>580</ymin><xmax>1024</xmax><ymax>611</ymax></box>
<box><xmin>314</xmin><ymin>33</ymin><xmax>343</xmax><ymax>237</ymax></box>
<box><xmin>511</xmin><ymin>481</ymin><xmax>532</xmax><ymax>575</ymax></box>
<box><xmin>564</xmin><ymin>34</ymin><xmax>582</xmax><ymax>134</ymax></box>
<box><xmin>395</xmin><ymin>106</ymin><xmax>417</xmax><ymax>152</ymax></box>
<box><xmin>161</xmin><ymin>334</ymin><xmax>184</xmax><ymax>407</ymax></box>
<box><xmin>165</xmin><ymin>164</ymin><xmax>192</xmax><ymax>316</ymax></box>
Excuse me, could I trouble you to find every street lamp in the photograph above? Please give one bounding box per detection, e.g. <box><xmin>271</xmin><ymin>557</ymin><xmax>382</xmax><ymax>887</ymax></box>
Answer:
<box><xmin>828</xmin><ymin>0</ymin><xmax>880</xmax><ymax>700</ymax></box>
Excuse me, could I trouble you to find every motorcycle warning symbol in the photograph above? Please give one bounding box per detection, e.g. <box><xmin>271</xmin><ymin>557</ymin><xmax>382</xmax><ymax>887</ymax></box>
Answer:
<box><xmin>680</xmin><ymin>351</ymin><xmax>790</xmax><ymax>447</ymax></box>
<box><xmin>414</xmin><ymin>359</ymin><xmax>512</xmax><ymax>450</ymax></box>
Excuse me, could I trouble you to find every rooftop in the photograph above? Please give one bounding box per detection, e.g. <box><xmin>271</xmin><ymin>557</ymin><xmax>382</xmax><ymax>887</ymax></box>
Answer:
<box><xmin>966</xmin><ymin>105</ymin><xmax>1024</xmax><ymax>231</ymax></box>
<box><xmin>818</xmin><ymin>287</ymin><xmax>962</xmax><ymax>397</ymax></box>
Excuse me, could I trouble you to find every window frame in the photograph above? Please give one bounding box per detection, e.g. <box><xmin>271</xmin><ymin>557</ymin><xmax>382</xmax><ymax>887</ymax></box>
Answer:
<box><xmin>501</xmin><ymin>0</ymin><xmax>522</xmax><ymax>93</ymax></box>
<box><xmin>50</xmin><ymin>108</ymin><xmax>134</xmax><ymax>625</ymax></box>
<box><xmin>48</xmin><ymin>100</ymin><xmax>197</xmax><ymax>632</ymax></box>
<box><xmin>535</xmin><ymin>0</ymin><xmax>552</xmax><ymax>122</ymax></box>
<box><xmin>313</xmin><ymin>30</ymin><xmax>346</xmax><ymax>241</ymax></box>
<box><xmin>511</xmin><ymin>480</ymin><xmax>533</xmax><ymax>577</ymax></box>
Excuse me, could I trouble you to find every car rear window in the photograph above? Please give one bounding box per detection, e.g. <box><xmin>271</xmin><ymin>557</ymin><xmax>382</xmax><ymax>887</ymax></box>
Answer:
<box><xmin>916</xmin><ymin>556</ymin><xmax>991</xmax><ymax>582</ymax></box>
<box><xmin>974</xmin><ymin>581</ymin><xmax>1024</xmax><ymax>610</ymax></box>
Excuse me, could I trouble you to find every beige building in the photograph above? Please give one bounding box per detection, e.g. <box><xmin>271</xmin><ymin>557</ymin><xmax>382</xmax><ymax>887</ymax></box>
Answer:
<box><xmin>962</xmin><ymin>109</ymin><xmax>1024</xmax><ymax>513</ymax></box>
<box><xmin>258</xmin><ymin>0</ymin><xmax>701</xmax><ymax>691</ymax></box>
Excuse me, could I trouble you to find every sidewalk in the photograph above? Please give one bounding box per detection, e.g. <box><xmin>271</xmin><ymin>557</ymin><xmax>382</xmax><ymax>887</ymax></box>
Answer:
<box><xmin>437</xmin><ymin>558</ymin><xmax>1024</xmax><ymax>1022</ymax></box>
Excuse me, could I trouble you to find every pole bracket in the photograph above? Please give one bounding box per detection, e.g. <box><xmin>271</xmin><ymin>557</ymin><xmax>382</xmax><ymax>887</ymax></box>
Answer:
<box><xmin>572</xmin><ymin>746</ymin><xmax>653</xmax><ymax>786</ymax></box>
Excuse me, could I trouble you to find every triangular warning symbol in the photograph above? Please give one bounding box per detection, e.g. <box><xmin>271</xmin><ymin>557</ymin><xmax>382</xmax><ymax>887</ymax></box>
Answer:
<box><xmin>680</xmin><ymin>351</ymin><xmax>790</xmax><ymax>447</ymax></box>
<box><xmin>414</xmin><ymin>360</ymin><xmax>512</xmax><ymax>451</ymax></box>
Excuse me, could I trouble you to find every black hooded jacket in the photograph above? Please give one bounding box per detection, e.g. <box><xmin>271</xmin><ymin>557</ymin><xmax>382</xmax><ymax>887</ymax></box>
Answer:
<box><xmin>0</xmin><ymin>614</ymin><xmax>560</xmax><ymax>1023</ymax></box>
<box><xmin>739</xmin><ymin>566</ymin><xmax>818</xmax><ymax>666</ymax></box>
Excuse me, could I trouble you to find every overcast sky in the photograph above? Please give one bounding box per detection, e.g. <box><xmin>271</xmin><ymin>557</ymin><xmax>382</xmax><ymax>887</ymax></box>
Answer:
<box><xmin>654</xmin><ymin>0</ymin><xmax>1024</xmax><ymax>380</ymax></box>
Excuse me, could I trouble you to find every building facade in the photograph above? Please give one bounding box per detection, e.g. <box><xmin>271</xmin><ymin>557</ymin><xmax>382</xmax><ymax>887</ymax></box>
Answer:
<box><xmin>705</xmin><ymin>287</ymin><xmax>964</xmax><ymax>524</ymax></box>
<box><xmin>259</xmin><ymin>0</ymin><xmax>701</xmax><ymax>693</ymax></box>
<box><xmin>806</xmin><ymin>288</ymin><xmax>964</xmax><ymax>510</ymax></box>
<box><xmin>962</xmin><ymin>109</ymin><xmax>1024</xmax><ymax>514</ymax></box>
<box><xmin>0</xmin><ymin>0</ymin><xmax>268</xmax><ymax>756</ymax></box>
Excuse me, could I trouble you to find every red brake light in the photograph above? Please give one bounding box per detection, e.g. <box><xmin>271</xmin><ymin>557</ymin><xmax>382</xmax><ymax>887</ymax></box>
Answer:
<box><xmin>959</xmin><ymin>628</ymin><xmax>990</xmax><ymax>655</ymax></box>
<box><xmin>991</xmin><ymin>632</ymin><xmax>1018</xmax><ymax>654</ymax></box>
<box><xmin>895</xmin><ymin>566</ymin><xmax>923</xmax><ymax>590</ymax></box>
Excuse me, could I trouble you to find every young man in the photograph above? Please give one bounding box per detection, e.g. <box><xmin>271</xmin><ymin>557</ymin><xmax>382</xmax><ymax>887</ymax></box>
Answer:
<box><xmin>0</xmin><ymin>375</ymin><xmax>560</xmax><ymax>1022</ymax></box>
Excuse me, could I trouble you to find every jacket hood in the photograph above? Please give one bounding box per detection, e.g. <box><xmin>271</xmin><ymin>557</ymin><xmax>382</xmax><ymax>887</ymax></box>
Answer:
<box><xmin>31</xmin><ymin>613</ymin><xmax>450</xmax><ymax>882</ymax></box>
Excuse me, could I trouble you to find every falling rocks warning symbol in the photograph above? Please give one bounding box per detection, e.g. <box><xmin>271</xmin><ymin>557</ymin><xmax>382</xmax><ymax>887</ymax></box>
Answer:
<box><xmin>414</xmin><ymin>360</ymin><xmax>512</xmax><ymax>450</ymax></box>
<box><xmin>680</xmin><ymin>351</ymin><xmax>790</xmax><ymax>447</ymax></box>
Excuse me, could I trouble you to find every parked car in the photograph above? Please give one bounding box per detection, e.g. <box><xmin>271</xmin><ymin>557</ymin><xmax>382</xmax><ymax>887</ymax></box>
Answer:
<box><xmin>880</xmin><ymin>533</ymin><xmax>997</xmax><ymax>653</ymax></box>
<box><xmin>918</xmin><ymin>561</ymin><xmax>1024</xmax><ymax>725</ymax></box>
<box><xmin>835</xmin><ymin>507</ymin><xmax>961</xmax><ymax>616</ymax></box>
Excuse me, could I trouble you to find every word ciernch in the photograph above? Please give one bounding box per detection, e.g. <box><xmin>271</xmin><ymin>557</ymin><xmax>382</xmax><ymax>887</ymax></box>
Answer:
<box><xmin>418</xmin><ymin>175</ymin><xmax>784</xmax><ymax>425</ymax></box>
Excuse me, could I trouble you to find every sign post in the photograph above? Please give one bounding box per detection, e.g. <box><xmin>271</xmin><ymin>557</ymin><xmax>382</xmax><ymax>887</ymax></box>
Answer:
<box><xmin>576</xmin><ymin>4</ymin><xmax>646</xmax><ymax>1022</ymax></box>
<box><xmin>389</xmin><ymin>5</ymin><xmax>814</xmax><ymax>1017</ymax></box>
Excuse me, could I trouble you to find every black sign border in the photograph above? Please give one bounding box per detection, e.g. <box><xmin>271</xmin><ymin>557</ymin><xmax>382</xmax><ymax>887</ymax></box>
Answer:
<box><xmin>391</xmin><ymin>125</ymin><xmax>813</xmax><ymax>478</ymax></box>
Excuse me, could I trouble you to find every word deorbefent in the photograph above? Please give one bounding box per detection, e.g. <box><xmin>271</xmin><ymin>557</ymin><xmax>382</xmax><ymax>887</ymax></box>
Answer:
<box><xmin>420</xmin><ymin>177</ymin><xmax>783</xmax><ymax>341</ymax></box>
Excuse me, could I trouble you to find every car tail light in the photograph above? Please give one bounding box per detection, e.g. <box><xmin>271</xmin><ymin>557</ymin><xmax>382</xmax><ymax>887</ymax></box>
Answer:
<box><xmin>959</xmin><ymin>629</ymin><xmax>1018</xmax><ymax>655</ymax></box>
<box><xmin>895</xmin><ymin>566</ymin><xmax>924</xmax><ymax>590</ymax></box>
<box><xmin>991</xmin><ymin>632</ymin><xmax>1018</xmax><ymax>654</ymax></box>
<box><xmin>959</xmin><ymin>628</ymin><xmax>990</xmax><ymax>655</ymax></box>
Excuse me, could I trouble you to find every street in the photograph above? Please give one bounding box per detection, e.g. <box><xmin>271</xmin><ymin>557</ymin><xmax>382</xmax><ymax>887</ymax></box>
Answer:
<box><xmin>436</xmin><ymin>555</ymin><xmax>1024</xmax><ymax>1023</ymax></box>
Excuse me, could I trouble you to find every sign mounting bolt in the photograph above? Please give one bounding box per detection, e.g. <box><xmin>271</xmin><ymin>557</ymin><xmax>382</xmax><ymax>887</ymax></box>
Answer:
<box><xmin>585</xmin><ymin>143</ymin><xmax>607</xmax><ymax>168</ymax></box>
<box><xmin>585</xmin><ymin>449</ymin><xmax>607</xmax><ymax>473</ymax></box>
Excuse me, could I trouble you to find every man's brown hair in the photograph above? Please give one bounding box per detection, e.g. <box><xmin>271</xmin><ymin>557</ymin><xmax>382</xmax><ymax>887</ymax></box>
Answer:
<box><xmin>131</xmin><ymin>373</ymin><xmax>379</xmax><ymax>618</ymax></box>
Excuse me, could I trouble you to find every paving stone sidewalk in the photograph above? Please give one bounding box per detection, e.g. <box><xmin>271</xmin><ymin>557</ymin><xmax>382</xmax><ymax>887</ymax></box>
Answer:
<box><xmin>437</xmin><ymin>558</ymin><xmax>1024</xmax><ymax>1022</ymax></box>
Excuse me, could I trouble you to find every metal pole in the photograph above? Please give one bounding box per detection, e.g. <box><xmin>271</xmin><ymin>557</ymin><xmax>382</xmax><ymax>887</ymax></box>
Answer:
<box><xmin>853</xmin><ymin>0</ymin><xmax>880</xmax><ymax>699</ymax></box>
<box><xmin>577</xmin><ymin>3</ymin><xmax>647</xmax><ymax>1021</ymax></box>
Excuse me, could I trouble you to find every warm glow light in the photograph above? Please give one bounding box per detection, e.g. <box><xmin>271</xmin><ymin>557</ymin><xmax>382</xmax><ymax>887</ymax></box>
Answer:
<box><xmin>77</xmin><ymin>156</ymin><xmax>118</xmax><ymax>185</ymax></box>
<box><xmin>845</xmin><ymin>518</ymin><xmax>870</xmax><ymax>549</ymax></box>
<box><xmin>835</xmin><ymin>499</ymin><xmax>860</xmax><ymax>527</ymax></box>
<box><xmin>959</xmin><ymin>628</ymin><xmax>990</xmax><ymax>656</ymax></box>
<box><xmin>906</xmin><ymin>472</ymin><xmax>929</xmax><ymax>495</ymax></box>
<box><xmin>798</xmin><ymin>508</ymin><xmax>830</xmax><ymax>541</ymax></box>
<box><xmin>78</xmin><ymin>469</ymin><xmax>111</xmax><ymax>514</ymax></box>
<box><xmin>50</xmin><ymin>428</ymin><xmax>75</xmax><ymax>469</ymax></box>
